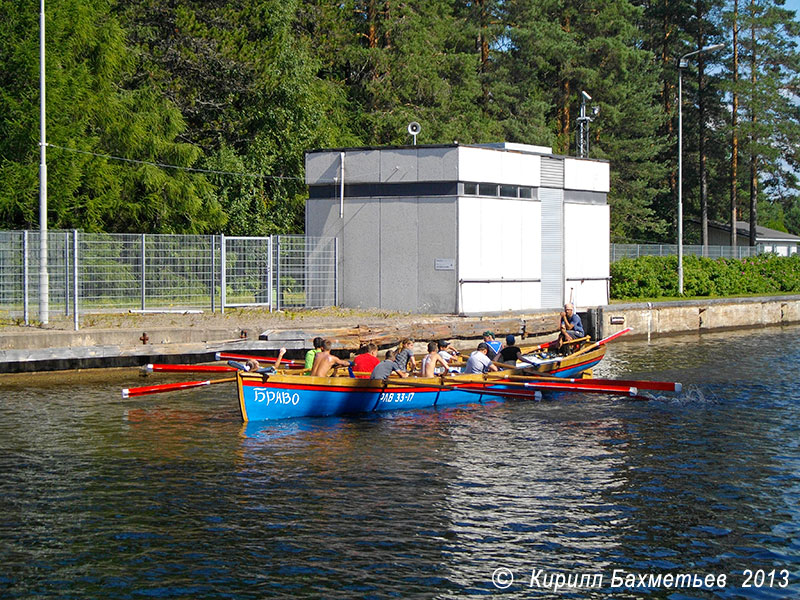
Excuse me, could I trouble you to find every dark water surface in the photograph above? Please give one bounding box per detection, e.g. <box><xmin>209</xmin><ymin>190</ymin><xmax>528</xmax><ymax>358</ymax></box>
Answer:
<box><xmin>1</xmin><ymin>327</ymin><xmax>798</xmax><ymax>599</ymax></box>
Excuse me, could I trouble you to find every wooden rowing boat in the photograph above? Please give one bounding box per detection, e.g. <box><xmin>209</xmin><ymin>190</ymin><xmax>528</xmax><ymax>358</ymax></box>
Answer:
<box><xmin>236</xmin><ymin>369</ymin><xmax>538</xmax><ymax>422</ymax></box>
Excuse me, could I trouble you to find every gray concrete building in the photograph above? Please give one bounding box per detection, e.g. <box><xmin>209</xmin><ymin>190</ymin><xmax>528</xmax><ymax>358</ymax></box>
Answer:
<box><xmin>305</xmin><ymin>143</ymin><xmax>610</xmax><ymax>314</ymax></box>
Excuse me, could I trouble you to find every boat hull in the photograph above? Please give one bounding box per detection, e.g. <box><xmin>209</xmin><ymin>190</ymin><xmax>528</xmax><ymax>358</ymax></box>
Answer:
<box><xmin>238</xmin><ymin>374</ymin><xmax>500</xmax><ymax>422</ymax></box>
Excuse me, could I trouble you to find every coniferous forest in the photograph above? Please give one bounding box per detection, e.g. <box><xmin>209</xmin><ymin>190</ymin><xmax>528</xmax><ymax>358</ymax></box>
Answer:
<box><xmin>1</xmin><ymin>0</ymin><xmax>799</xmax><ymax>243</ymax></box>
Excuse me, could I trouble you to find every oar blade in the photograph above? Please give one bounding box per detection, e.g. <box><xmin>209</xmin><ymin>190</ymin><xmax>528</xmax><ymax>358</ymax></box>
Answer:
<box><xmin>145</xmin><ymin>363</ymin><xmax>236</xmax><ymax>373</ymax></box>
<box><xmin>215</xmin><ymin>352</ymin><xmax>303</xmax><ymax>367</ymax></box>
<box><xmin>122</xmin><ymin>376</ymin><xmax>236</xmax><ymax>398</ymax></box>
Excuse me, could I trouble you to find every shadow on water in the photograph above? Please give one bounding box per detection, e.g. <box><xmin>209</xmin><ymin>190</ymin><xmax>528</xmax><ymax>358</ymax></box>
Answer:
<box><xmin>0</xmin><ymin>326</ymin><xmax>798</xmax><ymax>598</ymax></box>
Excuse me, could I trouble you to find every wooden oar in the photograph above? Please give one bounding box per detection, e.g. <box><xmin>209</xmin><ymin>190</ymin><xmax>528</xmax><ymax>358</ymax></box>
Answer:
<box><xmin>381</xmin><ymin>377</ymin><xmax>543</xmax><ymax>400</ymax></box>
<box><xmin>569</xmin><ymin>327</ymin><xmax>633</xmax><ymax>358</ymax></box>
<box><xmin>215</xmin><ymin>352</ymin><xmax>303</xmax><ymax>368</ymax></box>
<box><xmin>144</xmin><ymin>363</ymin><xmax>236</xmax><ymax>373</ymax></box>
<box><xmin>499</xmin><ymin>374</ymin><xmax>681</xmax><ymax>393</ymax></box>
<box><xmin>122</xmin><ymin>377</ymin><xmax>237</xmax><ymax>398</ymax></box>
<box><xmin>444</xmin><ymin>377</ymin><xmax>639</xmax><ymax>397</ymax></box>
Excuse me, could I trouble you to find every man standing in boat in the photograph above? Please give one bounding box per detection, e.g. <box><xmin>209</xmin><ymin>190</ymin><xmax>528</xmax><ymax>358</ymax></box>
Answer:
<box><xmin>556</xmin><ymin>303</ymin><xmax>585</xmax><ymax>350</ymax></box>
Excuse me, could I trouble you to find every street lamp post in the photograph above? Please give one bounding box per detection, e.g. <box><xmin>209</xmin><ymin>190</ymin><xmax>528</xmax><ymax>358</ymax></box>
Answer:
<box><xmin>39</xmin><ymin>0</ymin><xmax>49</xmax><ymax>324</ymax></box>
<box><xmin>677</xmin><ymin>43</ymin><xmax>724</xmax><ymax>295</ymax></box>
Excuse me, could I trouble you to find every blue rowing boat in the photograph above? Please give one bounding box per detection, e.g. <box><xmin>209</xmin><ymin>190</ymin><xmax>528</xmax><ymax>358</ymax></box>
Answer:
<box><xmin>236</xmin><ymin>372</ymin><xmax>535</xmax><ymax>421</ymax></box>
<box><xmin>236</xmin><ymin>338</ymin><xmax>619</xmax><ymax>422</ymax></box>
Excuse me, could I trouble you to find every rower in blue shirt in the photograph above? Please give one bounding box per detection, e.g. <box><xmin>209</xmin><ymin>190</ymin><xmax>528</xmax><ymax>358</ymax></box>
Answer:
<box><xmin>482</xmin><ymin>331</ymin><xmax>502</xmax><ymax>360</ymax></box>
<box><xmin>556</xmin><ymin>303</ymin><xmax>584</xmax><ymax>350</ymax></box>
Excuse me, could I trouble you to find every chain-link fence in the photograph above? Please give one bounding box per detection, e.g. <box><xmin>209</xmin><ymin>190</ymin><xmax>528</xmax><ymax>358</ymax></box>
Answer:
<box><xmin>0</xmin><ymin>231</ymin><xmax>337</xmax><ymax>326</ymax></box>
<box><xmin>610</xmin><ymin>243</ymin><xmax>762</xmax><ymax>262</ymax></box>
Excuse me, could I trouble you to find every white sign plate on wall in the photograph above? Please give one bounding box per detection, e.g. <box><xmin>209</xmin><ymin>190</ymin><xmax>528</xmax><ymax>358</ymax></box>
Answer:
<box><xmin>434</xmin><ymin>259</ymin><xmax>455</xmax><ymax>271</ymax></box>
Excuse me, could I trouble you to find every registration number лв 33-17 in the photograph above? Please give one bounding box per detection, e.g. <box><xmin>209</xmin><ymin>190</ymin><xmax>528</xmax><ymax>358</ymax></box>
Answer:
<box><xmin>378</xmin><ymin>392</ymin><xmax>415</xmax><ymax>403</ymax></box>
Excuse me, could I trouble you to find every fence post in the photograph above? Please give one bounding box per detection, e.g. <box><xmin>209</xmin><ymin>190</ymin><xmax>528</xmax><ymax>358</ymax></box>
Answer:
<box><xmin>268</xmin><ymin>235</ymin><xmax>273</xmax><ymax>313</ymax></box>
<box><xmin>276</xmin><ymin>236</ymin><xmax>282</xmax><ymax>312</ymax></box>
<box><xmin>220</xmin><ymin>234</ymin><xmax>226</xmax><ymax>314</ymax></box>
<box><xmin>140</xmin><ymin>233</ymin><xmax>146</xmax><ymax>311</ymax></box>
<box><xmin>73</xmin><ymin>230</ymin><xmax>79</xmax><ymax>331</ymax></box>
<box><xmin>211</xmin><ymin>235</ymin><xmax>216</xmax><ymax>313</ymax></box>
<box><xmin>65</xmin><ymin>231</ymin><xmax>70</xmax><ymax>316</ymax></box>
<box><xmin>23</xmin><ymin>231</ymin><xmax>29</xmax><ymax>325</ymax></box>
<box><xmin>334</xmin><ymin>236</ymin><xmax>339</xmax><ymax>306</ymax></box>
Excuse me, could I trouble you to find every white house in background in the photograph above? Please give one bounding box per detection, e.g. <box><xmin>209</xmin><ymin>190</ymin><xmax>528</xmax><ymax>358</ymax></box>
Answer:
<box><xmin>705</xmin><ymin>220</ymin><xmax>800</xmax><ymax>256</ymax></box>
<box><xmin>304</xmin><ymin>143</ymin><xmax>611</xmax><ymax>315</ymax></box>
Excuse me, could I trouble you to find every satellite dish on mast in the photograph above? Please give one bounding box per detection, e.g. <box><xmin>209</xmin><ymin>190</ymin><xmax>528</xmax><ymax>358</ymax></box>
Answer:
<box><xmin>407</xmin><ymin>122</ymin><xmax>421</xmax><ymax>145</ymax></box>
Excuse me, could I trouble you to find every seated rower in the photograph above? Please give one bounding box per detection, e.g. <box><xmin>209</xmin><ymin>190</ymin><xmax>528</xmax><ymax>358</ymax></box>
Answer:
<box><xmin>496</xmin><ymin>334</ymin><xmax>522</xmax><ymax>366</ymax></box>
<box><xmin>437</xmin><ymin>340</ymin><xmax>460</xmax><ymax>362</ymax></box>
<box><xmin>310</xmin><ymin>339</ymin><xmax>350</xmax><ymax>377</ymax></box>
<box><xmin>393</xmin><ymin>339</ymin><xmax>418</xmax><ymax>373</ymax></box>
<box><xmin>481</xmin><ymin>331</ymin><xmax>502</xmax><ymax>360</ymax></box>
<box><xmin>463</xmin><ymin>343</ymin><xmax>500</xmax><ymax>374</ymax></box>
<box><xmin>371</xmin><ymin>350</ymin><xmax>410</xmax><ymax>380</ymax></box>
<box><xmin>555</xmin><ymin>303</ymin><xmax>585</xmax><ymax>352</ymax></box>
<box><xmin>352</xmin><ymin>343</ymin><xmax>381</xmax><ymax>378</ymax></box>
<box><xmin>421</xmin><ymin>342</ymin><xmax>449</xmax><ymax>377</ymax></box>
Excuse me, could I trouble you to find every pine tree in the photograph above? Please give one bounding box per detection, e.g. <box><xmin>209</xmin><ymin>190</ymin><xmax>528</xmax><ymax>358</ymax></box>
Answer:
<box><xmin>501</xmin><ymin>0</ymin><xmax>669</xmax><ymax>241</ymax></box>
<box><xmin>0</xmin><ymin>0</ymin><xmax>225</xmax><ymax>233</ymax></box>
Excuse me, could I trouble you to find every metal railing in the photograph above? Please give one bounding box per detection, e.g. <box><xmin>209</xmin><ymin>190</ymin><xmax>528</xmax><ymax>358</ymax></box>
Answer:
<box><xmin>610</xmin><ymin>243</ymin><xmax>762</xmax><ymax>262</ymax></box>
<box><xmin>0</xmin><ymin>231</ymin><xmax>337</xmax><ymax>327</ymax></box>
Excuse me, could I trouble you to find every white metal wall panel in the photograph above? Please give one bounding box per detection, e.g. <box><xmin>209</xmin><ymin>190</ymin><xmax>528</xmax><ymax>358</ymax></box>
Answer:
<box><xmin>457</xmin><ymin>147</ymin><xmax>540</xmax><ymax>187</ymax></box>
<box><xmin>540</xmin><ymin>157</ymin><xmax>564</xmax><ymax>188</ymax></box>
<box><xmin>540</xmin><ymin>188</ymin><xmax>564</xmax><ymax>309</ymax></box>
<box><xmin>564</xmin><ymin>158</ymin><xmax>610</xmax><ymax>192</ymax></box>
<box><xmin>564</xmin><ymin>203</ymin><xmax>609</xmax><ymax>306</ymax></box>
<box><xmin>458</xmin><ymin>196</ymin><xmax>544</xmax><ymax>313</ymax></box>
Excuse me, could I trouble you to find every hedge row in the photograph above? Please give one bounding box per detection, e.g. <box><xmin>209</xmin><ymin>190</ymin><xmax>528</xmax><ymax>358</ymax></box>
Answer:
<box><xmin>609</xmin><ymin>253</ymin><xmax>800</xmax><ymax>299</ymax></box>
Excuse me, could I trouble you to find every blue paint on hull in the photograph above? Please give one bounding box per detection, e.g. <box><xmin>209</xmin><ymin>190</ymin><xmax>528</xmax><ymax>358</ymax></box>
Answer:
<box><xmin>240</xmin><ymin>379</ymin><xmax>498</xmax><ymax>422</ymax></box>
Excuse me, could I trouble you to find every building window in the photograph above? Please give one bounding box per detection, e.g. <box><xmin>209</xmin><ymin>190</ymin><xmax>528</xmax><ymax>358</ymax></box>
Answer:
<box><xmin>519</xmin><ymin>187</ymin><xmax>532</xmax><ymax>199</ymax></box>
<box><xmin>499</xmin><ymin>185</ymin><xmax>517</xmax><ymax>198</ymax></box>
<box><xmin>479</xmin><ymin>183</ymin><xmax>498</xmax><ymax>196</ymax></box>
<box><xmin>464</xmin><ymin>182</ymin><xmax>478</xmax><ymax>195</ymax></box>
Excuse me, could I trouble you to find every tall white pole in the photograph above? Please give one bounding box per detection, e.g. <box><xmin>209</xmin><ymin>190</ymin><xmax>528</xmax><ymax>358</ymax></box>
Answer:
<box><xmin>39</xmin><ymin>0</ymin><xmax>49</xmax><ymax>323</ymax></box>
<box><xmin>678</xmin><ymin>68</ymin><xmax>684</xmax><ymax>295</ymax></box>
<box><xmin>677</xmin><ymin>43</ymin><xmax>724</xmax><ymax>296</ymax></box>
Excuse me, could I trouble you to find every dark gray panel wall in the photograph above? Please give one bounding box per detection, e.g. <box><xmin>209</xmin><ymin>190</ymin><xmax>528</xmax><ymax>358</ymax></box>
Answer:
<box><xmin>379</xmin><ymin>198</ymin><xmax>419</xmax><ymax>311</ymax></box>
<box><xmin>342</xmin><ymin>198</ymin><xmax>381</xmax><ymax>308</ymax></box>
<box><xmin>417</xmin><ymin>198</ymin><xmax>458</xmax><ymax>313</ymax></box>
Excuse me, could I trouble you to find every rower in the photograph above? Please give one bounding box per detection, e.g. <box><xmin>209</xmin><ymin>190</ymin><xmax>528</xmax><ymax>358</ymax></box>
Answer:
<box><xmin>310</xmin><ymin>339</ymin><xmax>350</xmax><ymax>377</ymax></box>
<box><xmin>421</xmin><ymin>342</ymin><xmax>449</xmax><ymax>377</ymax></box>
<box><xmin>464</xmin><ymin>343</ymin><xmax>500</xmax><ymax>374</ymax></box>
<box><xmin>554</xmin><ymin>303</ymin><xmax>585</xmax><ymax>352</ymax></box>
<box><xmin>482</xmin><ymin>331</ymin><xmax>502</xmax><ymax>360</ymax></box>
<box><xmin>496</xmin><ymin>334</ymin><xmax>522</xmax><ymax>366</ymax></box>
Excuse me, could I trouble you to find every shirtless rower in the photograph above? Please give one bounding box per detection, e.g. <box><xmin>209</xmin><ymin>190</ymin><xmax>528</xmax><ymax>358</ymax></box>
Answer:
<box><xmin>310</xmin><ymin>339</ymin><xmax>351</xmax><ymax>377</ymax></box>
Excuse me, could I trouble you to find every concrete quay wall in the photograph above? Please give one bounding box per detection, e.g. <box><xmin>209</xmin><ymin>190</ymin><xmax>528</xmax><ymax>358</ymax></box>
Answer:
<box><xmin>1</xmin><ymin>295</ymin><xmax>799</xmax><ymax>373</ymax></box>
<box><xmin>593</xmin><ymin>295</ymin><xmax>800</xmax><ymax>340</ymax></box>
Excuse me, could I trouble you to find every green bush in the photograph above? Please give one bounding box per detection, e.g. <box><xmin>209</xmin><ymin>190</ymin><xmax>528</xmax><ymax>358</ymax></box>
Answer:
<box><xmin>610</xmin><ymin>253</ymin><xmax>800</xmax><ymax>300</ymax></box>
